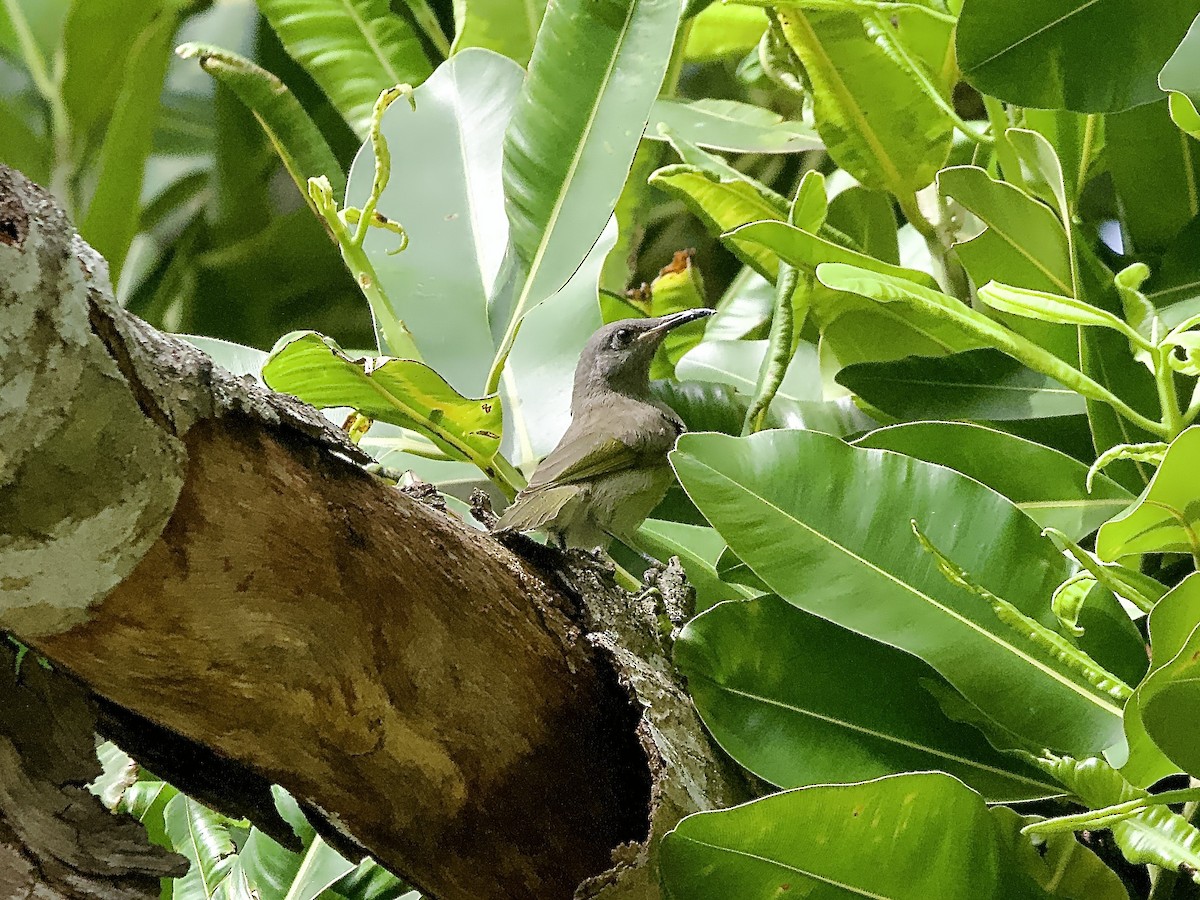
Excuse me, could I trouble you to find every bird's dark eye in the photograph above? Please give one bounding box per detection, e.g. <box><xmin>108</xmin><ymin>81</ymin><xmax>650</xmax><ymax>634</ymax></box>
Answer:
<box><xmin>610</xmin><ymin>329</ymin><xmax>633</xmax><ymax>351</ymax></box>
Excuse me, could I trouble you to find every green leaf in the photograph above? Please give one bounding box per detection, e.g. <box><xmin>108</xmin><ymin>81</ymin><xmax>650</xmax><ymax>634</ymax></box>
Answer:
<box><xmin>649</xmin><ymin>164</ymin><xmax>785</xmax><ymax>279</ymax></box>
<box><xmin>1138</xmin><ymin>621</ymin><xmax>1200</xmax><ymax>779</ymax></box>
<box><xmin>1162</xmin><ymin>15</ymin><xmax>1200</xmax><ymax>138</ymax></box>
<box><xmin>163</xmin><ymin>793</ymin><xmax>241</xmax><ymax>900</ymax></box>
<box><xmin>257</xmin><ymin>0</ymin><xmax>432</xmax><ymax>138</ymax></box>
<box><xmin>636</xmin><ymin>520</ymin><xmax>751</xmax><ymax>611</ymax></box>
<box><xmin>348</xmin><ymin>49</ymin><xmax>522</xmax><ymax>392</ymax></box>
<box><xmin>347</xmin><ymin>50</ymin><xmax>611</xmax><ymax>469</ymax></box>
<box><xmin>1096</xmin><ymin>426</ymin><xmax>1200</xmax><ymax>560</ymax></box>
<box><xmin>77</xmin><ymin>7</ymin><xmax>179</xmax><ymax>280</ymax></box>
<box><xmin>660</xmin><ymin>773</ymin><xmax>1039</xmax><ymax>900</ymax></box>
<box><xmin>1034</xmin><ymin>754</ymin><xmax>1200</xmax><ymax>879</ymax></box>
<box><xmin>1106</xmin><ymin>100</ymin><xmax>1200</xmax><ymax>255</ymax></box>
<box><xmin>1121</xmin><ymin>574</ymin><xmax>1200</xmax><ymax>785</ymax></box>
<box><xmin>855</xmin><ymin>422</ymin><xmax>1133</xmax><ymax>541</ymax></box>
<box><xmin>816</xmin><ymin>263</ymin><xmax>1166</xmax><ymax>439</ymax></box>
<box><xmin>991</xmin><ymin>808</ymin><xmax>1131</xmax><ymax>900</ymax></box>
<box><xmin>262</xmin><ymin>331</ymin><xmax>503</xmax><ymax>472</ymax></box>
<box><xmin>646</xmin><ymin>99</ymin><xmax>822</xmax><ymax>155</ymax></box>
<box><xmin>978</xmin><ymin>281</ymin><xmax>1143</xmax><ymax>345</ymax></box>
<box><xmin>331</xmin><ymin>859</ymin><xmax>410</xmax><ymax>899</ymax></box>
<box><xmin>774</xmin><ymin>5</ymin><xmax>953</xmax><ymax>195</ymax></box>
<box><xmin>176</xmin><ymin>43</ymin><xmax>346</xmax><ymax>210</ymax></box>
<box><xmin>450</xmin><ymin>0</ymin><xmax>547</xmax><ymax>64</ymax></box>
<box><xmin>671</xmin><ymin>430</ymin><xmax>1124</xmax><ymax>754</ymax></box>
<box><xmin>825</xmin><ymin>185</ymin><xmax>899</xmax><ymax>265</ymax></box>
<box><xmin>685</xmin><ymin>2</ymin><xmax>766</xmax><ymax>61</ymax></box>
<box><xmin>59</xmin><ymin>0</ymin><xmax>161</xmax><ymax>149</ymax></box>
<box><xmin>494</xmin><ymin>0</ymin><xmax>681</xmax><ymax>364</ymax></box>
<box><xmin>677</xmin><ymin>595</ymin><xmax>1059</xmax><ymax>799</ymax></box>
<box><xmin>838</xmin><ymin>349</ymin><xmax>1086</xmax><ymax>422</ymax></box>
<box><xmin>729</xmin><ymin>219</ymin><xmax>939</xmax><ymax>290</ymax></box>
<box><xmin>728</xmin><ymin>219</ymin><xmax>983</xmax><ymax>365</ymax></box>
<box><xmin>956</xmin><ymin>0</ymin><xmax>1200</xmax><ymax>113</ymax></box>
<box><xmin>938</xmin><ymin>165</ymin><xmax>1073</xmax><ymax>296</ymax></box>
<box><xmin>244</xmin><ymin>832</ymin><xmax>355</xmax><ymax>900</ymax></box>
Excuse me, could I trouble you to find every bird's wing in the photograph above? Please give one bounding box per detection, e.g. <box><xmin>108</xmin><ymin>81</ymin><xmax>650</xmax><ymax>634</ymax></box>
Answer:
<box><xmin>525</xmin><ymin>433</ymin><xmax>641</xmax><ymax>490</ymax></box>
<box><xmin>494</xmin><ymin>484</ymin><xmax>579</xmax><ymax>533</ymax></box>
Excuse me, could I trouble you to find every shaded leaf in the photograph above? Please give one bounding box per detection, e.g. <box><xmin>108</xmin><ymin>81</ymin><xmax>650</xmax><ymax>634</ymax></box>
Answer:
<box><xmin>660</xmin><ymin>773</ymin><xmax>1043</xmax><ymax>900</ymax></box>
<box><xmin>956</xmin><ymin>0</ymin><xmax>1200</xmax><ymax>113</ymax></box>
<box><xmin>774</xmin><ymin>5</ymin><xmax>953</xmax><ymax>195</ymax></box>
<box><xmin>838</xmin><ymin>349</ymin><xmax>1086</xmax><ymax>422</ymax></box>
<box><xmin>671</xmin><ymin>429</ymin><xmax>1124</xmax><ymax>754</ymax></box>
<box><xmin>257</xmin><ymin>0</ymin><xmax>432</xmax><ymax>137</ymax></box>
<box><xmin>677</xmin><ymin>595</ymin><xmax>1059</xmax><ymax>799</ymax></box>
<box><xmin>855</xmin><ymin>422</ymin><xmax>1132</xmax><ymax>540</ymax></box>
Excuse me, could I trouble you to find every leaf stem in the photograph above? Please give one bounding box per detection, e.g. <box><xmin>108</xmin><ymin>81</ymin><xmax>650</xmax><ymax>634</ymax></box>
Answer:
<box><xmin>1153</xmin><ymin>346</ymin><xmax>1185</xmax><ymax>438</ymax></box>
<box><xmin>309</xmin><ymin>176</ymin><xmax>421</xmax><ymax>359</ymax></box>
<box><xmin>897</xmin><ymin>193</ymin><xmax>971</xmax><ymax>303</ymax></box>
<box><xmin>982</xmin><ymin>96</ymin><xmax>1023</xmax><ymax>190</ymax></box>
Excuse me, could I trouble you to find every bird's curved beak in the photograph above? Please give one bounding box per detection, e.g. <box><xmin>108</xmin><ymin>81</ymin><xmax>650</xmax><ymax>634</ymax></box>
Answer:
<box><xmin>636</xmin><ymin>307</ymin><xmax>715</xmax><ymax>343</ymax></box>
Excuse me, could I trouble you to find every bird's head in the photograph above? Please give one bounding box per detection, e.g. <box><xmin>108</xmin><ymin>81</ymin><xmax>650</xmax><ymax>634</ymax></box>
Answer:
<box><xmin>572</xmin><ymin>309</ymin><xmax>715</xmax><ymax>406</ymax></box>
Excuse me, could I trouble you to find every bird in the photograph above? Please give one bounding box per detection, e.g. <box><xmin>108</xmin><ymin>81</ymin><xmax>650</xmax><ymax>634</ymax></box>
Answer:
<box><xmin>493</xmin><ymin>308</ymin><xmax>715</xmax><ymax>551</ymax></box>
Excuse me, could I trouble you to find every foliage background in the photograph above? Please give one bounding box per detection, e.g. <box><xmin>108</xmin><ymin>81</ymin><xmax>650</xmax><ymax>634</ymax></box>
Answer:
<box><xmin>8</xmin><ymin>0</ymin><xmax>1200</xmax><ymax>897</ymax></box>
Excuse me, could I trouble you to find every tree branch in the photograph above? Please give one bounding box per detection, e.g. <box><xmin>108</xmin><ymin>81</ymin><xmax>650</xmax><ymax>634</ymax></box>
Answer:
<box><xmin>0</xmin><ymin>166</ymin><xmax>743</xmax><ymax>900</ymax></box>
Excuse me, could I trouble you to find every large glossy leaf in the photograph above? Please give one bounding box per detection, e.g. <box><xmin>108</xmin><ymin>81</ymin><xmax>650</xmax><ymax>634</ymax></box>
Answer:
<box><xmin>660</xmin><ymin>773</ymin><xmax>1045</xmax><ymax>900</ymax></box>
<box><xmin>838</xmin><ymin>349</ymin><xmax>1086</xmax><ymax>422</ymax></box>
<box><xmin>59</xmin><ymin>0</ymin><xmax>161</xmax><ymax>147</ymax></box>
<box><xmin>729</xmin><ymin>220</ymin><xmax>983</xmax><ymax>365</ymax></box>
<box><xmin>1138</xmin><ymin>622</ymin><xmax>1200</xmax><ymax>779</ymax></box>
<box><xmin>1096</xmin><ymin>426</ymin><xmax>1200</xmax><ymax>560</ymax></box>
<box><xmin>242</xmin><ymin>831</ymin><xmax>355</xmax><ymax>900</ymax></box>
<box><xmin>729</xmin><ymin>219</ymin><xmax>939</xmax><ymax>290</ymax></box>
<box><xmin>163</xmin><ymin>793</ymin><xmax>242</xmax><ymax>900</ymax></box>
<box><xmin>257</xmin><ymin>0</ymin><xmax>432</xmax><ymax>137</ymax></box>
<box><xmin>1161</xmin><ymin>14</ymin><xmax>1200</xmax><ymax>138</ymax></box>
<box><xmin>773</xmin><ymin>6</ymin><xmax>953</xmax><ymax>195</ymax></box>
<box><xmin>646</xmin><ymin>99</ymin><xmax>822</xmax><ymax>154</ymax></box>
<box><xmin>176</xmin><ymin>43</ymin><xmax>346</xmax><ymax>206</ymax></box>
<box><xmin>856</xmin><ymin>422</ymin><xmax>1133</xmax><ymax>541</ymax></box>
<box><xmin>677</xmin><ymin>595</ymin><xmax>1059</xmax><ymax>799</ymax></box>
<box><xmin>496</xmin><ymin>0</ymin><xmax>681</xmax><ymax>341</ymax></box>
<box><xmin>671</xmin><ymin>430</ymin><xmax>1125</xmax><ymax>754</ymax></box>
<box><xmin>956</xmin><ymin>0</ymin><xmax>1200</xmax><ymax>113</ymax></box>
<box><xmin>450</xmin><ymin>0</ymin><xmax>546</xmax><ymax>64</ymax></box>
<box><xmin>262</xmin><ymin>331</ymin><xmax>503</xmax><ymax>470</ymax></box>
<box><xmin>348</xmin><ymin>50</ymin><xmax>521</xmax><ymax>393</ymax></box>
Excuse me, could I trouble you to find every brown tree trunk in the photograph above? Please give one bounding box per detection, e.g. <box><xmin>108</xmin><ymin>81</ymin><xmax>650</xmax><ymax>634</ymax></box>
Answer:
<box><xmin>0</xmin><ymin>167</ymin><xmax>743</xmax><ymax>900</ymax></box>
